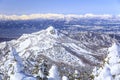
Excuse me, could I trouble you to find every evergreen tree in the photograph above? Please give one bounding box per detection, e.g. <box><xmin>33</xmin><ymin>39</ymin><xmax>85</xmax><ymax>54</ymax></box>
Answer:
<box><xmin>0</xmin><ymin>73</ymin><xmax>2</xmax><ymax>80</ymax></box>
<box><xmin>74</xmin><ymin>70</ymin><xmax>80</xmax><ymax>80</ymax></box>
<box><xmin>0</xmin><ymin>76</ymin><xmax>2</xmax><ymax>80</ymax></box>
<box><xmin>48</xmin><ymin>64</ymin><xmax>60</xmax><ymax>80</ymax></box>
<box><xmin>62</xmin><ymin>76</ymin><xmax>69</xmax><ymax>80</ymax></box>
<box><xmin>38</xmin><ymin>60</ymin><xmax>48</xmax><ymax>80</ymax></box>
<box><xmin>6</xmin><ymin>47</ymin><xmax>36</xmax><ymax>80</ymax></box>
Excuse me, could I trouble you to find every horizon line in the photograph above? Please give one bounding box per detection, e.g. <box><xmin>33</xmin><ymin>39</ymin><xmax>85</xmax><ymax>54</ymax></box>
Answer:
<box><xmin>0</xmin><ymin>13</ymin><xmax>120</xmax><ymax>20</ymax></box>
<box><xmin>0</xmin><ymin>13</ymin><xmax>120</xmax><ymax>15</ymax></box>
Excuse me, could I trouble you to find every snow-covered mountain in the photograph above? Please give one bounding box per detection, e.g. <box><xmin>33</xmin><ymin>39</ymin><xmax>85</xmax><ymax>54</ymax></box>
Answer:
<box><xmin>0</xmin><ymin>26</ymin><xmax>115</xmax><ymax>79</ymax></box>
<box><xmin>1</xmin><ymin>14</ymin><xmax>120</xmax><ymax>42</ymax></box>
<box><xmin>0</xmin><ymin>26</ymin><xmax>113</xmax><ymax>66</ymax></box>
<box><xmin>0</xmin><ymin>14</ymin><xmax>116</xmax><ymax>20</ymax></box>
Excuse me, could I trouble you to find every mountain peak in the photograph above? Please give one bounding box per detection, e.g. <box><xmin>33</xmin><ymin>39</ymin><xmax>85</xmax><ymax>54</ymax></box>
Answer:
<box><xmin>46</xmin><ymin>26</ymin><xmax>54</xmax><ymax>31</ymax></box>
<box><xmin>46</xmin><ymin>26</ymin><xmax>58</xmax><ymax>36</ymax></box>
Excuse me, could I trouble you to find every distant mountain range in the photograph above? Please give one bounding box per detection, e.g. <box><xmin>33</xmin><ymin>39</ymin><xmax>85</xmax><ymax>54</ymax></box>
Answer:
<box><xmin>0</xmin><ymin>14</ymin><xmax>117</xmax><ymax>20</ymax></box>
<box><xmin>0</xmin><ymin>14</ymin><xmax>120</xmax><ymax>41</ymax></box>
<box><xmin>0</xmin><ymin>15</ymin><xmax>120</xmax><ymax>79</ymax></box>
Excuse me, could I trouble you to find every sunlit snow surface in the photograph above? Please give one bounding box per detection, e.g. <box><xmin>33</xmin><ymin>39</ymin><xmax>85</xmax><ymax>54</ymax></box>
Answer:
<box><xmin>0</xmin><ymin>26</ymin><xmax>111</xmax><ymax>69</ymax></box>
<box><xmin>0</xmin><ymin>26</ymin><xmax>114</xmax><ymax>80</ymax></box>
<box><xmin>10</xmin><ymin>26</ymin><xmax>94</xmax><ymax>66</ymax></box>
<box><xmin>93</xmin><ymin>43</ymin><xmax>120</xmax><ymax>80</ymax></box>
<box><xmin>3</xmin><ymin>46</ymin><xmax>36</xmax><ymax>80</ymax></box>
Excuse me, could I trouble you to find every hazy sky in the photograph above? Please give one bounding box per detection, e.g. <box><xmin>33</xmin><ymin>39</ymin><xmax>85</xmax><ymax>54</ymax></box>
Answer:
<box><xmin>0</xmin><ymin>0</ymin><xmax>120</xmax><ymax>15</ymax></box>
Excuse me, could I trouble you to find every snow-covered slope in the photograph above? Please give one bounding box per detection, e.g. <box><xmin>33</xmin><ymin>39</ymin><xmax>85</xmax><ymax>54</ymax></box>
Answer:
<box><xmin>0</xmin><ymin>26</ymin><xmax>113</xmax><ymax>67</ymax></box>
<box><xmin>93</xmin><ymin>43</ymin><xmax>120</xmax><ymax>80</ymax></box>
<box><xmin>0</xmin><ymin>44</ymin><xmax>37</xmax><ymax>80</ymax></box>
<box><xmin>11</xmin><ymin>26</ymin><xmax>84</xmax><ymax>66</ymax></box>
<box><xmin>0</xmin><ymin>26</ymin><xmax>115</xmax><ymax>80</ymax></box>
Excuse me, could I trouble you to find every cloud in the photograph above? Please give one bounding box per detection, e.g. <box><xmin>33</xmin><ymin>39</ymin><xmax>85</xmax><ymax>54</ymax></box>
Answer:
<box><xmin>0</xmin><ymin>13</ymin><xmax>114</xmax><ymax>20</ymax></box>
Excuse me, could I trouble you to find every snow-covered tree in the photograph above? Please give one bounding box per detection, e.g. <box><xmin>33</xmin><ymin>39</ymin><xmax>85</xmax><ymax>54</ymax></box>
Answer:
<box><xmin>5</xmin><ymin>46</ymin><xmax>36</xmax><ymax>80</ymax></box>
<box><xmin>74</xmin><ymin>70</ymin><xmax>80</xmax><ymax>80</ymax></box>
<box><xmin>93</xmin><ymin>43</ymin><xmax>120</xmax><ymax>80</ymax></box>
<box><xmin>38</xmin><ymin>60</ymin><xmax>48</xmax><ymax>80</ymax></box>
<box><xmin>94</xmin><ymin>65</ymin><xmax>113</xmax><ymax>80</ymax></box>
<box><xmin>62</xmin><ymin>76</ymin><xmax>69</xmax><ymax>80</ymax></box>
<box><xmin>48</xmin><ymin>64</ymin><xmax>60</xmax><ymax>80</ymax></box>
<box><xmin>0</xmin><ymin>72</ymin><xmax>4</xmax><ymax>80</ymax></box>
<box><xmin>0</xmin><ymin>74</ymin><xmax>2</xmax><ymax>80</ymax></box>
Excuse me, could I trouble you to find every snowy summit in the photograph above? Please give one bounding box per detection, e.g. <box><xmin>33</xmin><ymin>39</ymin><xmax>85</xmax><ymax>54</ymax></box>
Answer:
<box><xmin>46</xmin><ymin>26</ymin><xmax>58</xmax><ymax>36</ymax></box>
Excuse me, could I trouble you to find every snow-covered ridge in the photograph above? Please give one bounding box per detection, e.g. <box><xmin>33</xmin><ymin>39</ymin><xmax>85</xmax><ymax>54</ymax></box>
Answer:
<box><xmin>10</xmin><ymin>26</ymin><xmax>86</xmax><ymax>66</ymax></box>
<box><xmin>0</xmin><ymin>26</ymin><xmax>116</xmax><ymax>80</ymax></box>
<box><xmin>0</xmin><ymin>26</ymin><xmax>113</xmax><ymax>66</ymax></box>
<box><xmin>1</xmin><ymin>26</ymin><xmax>111</xmax><ymax>67</ymax></box>
<box><xmin>0</xmin><ymin>13</ymin><xmax>116</xmax><ymax>20</ymax></box>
